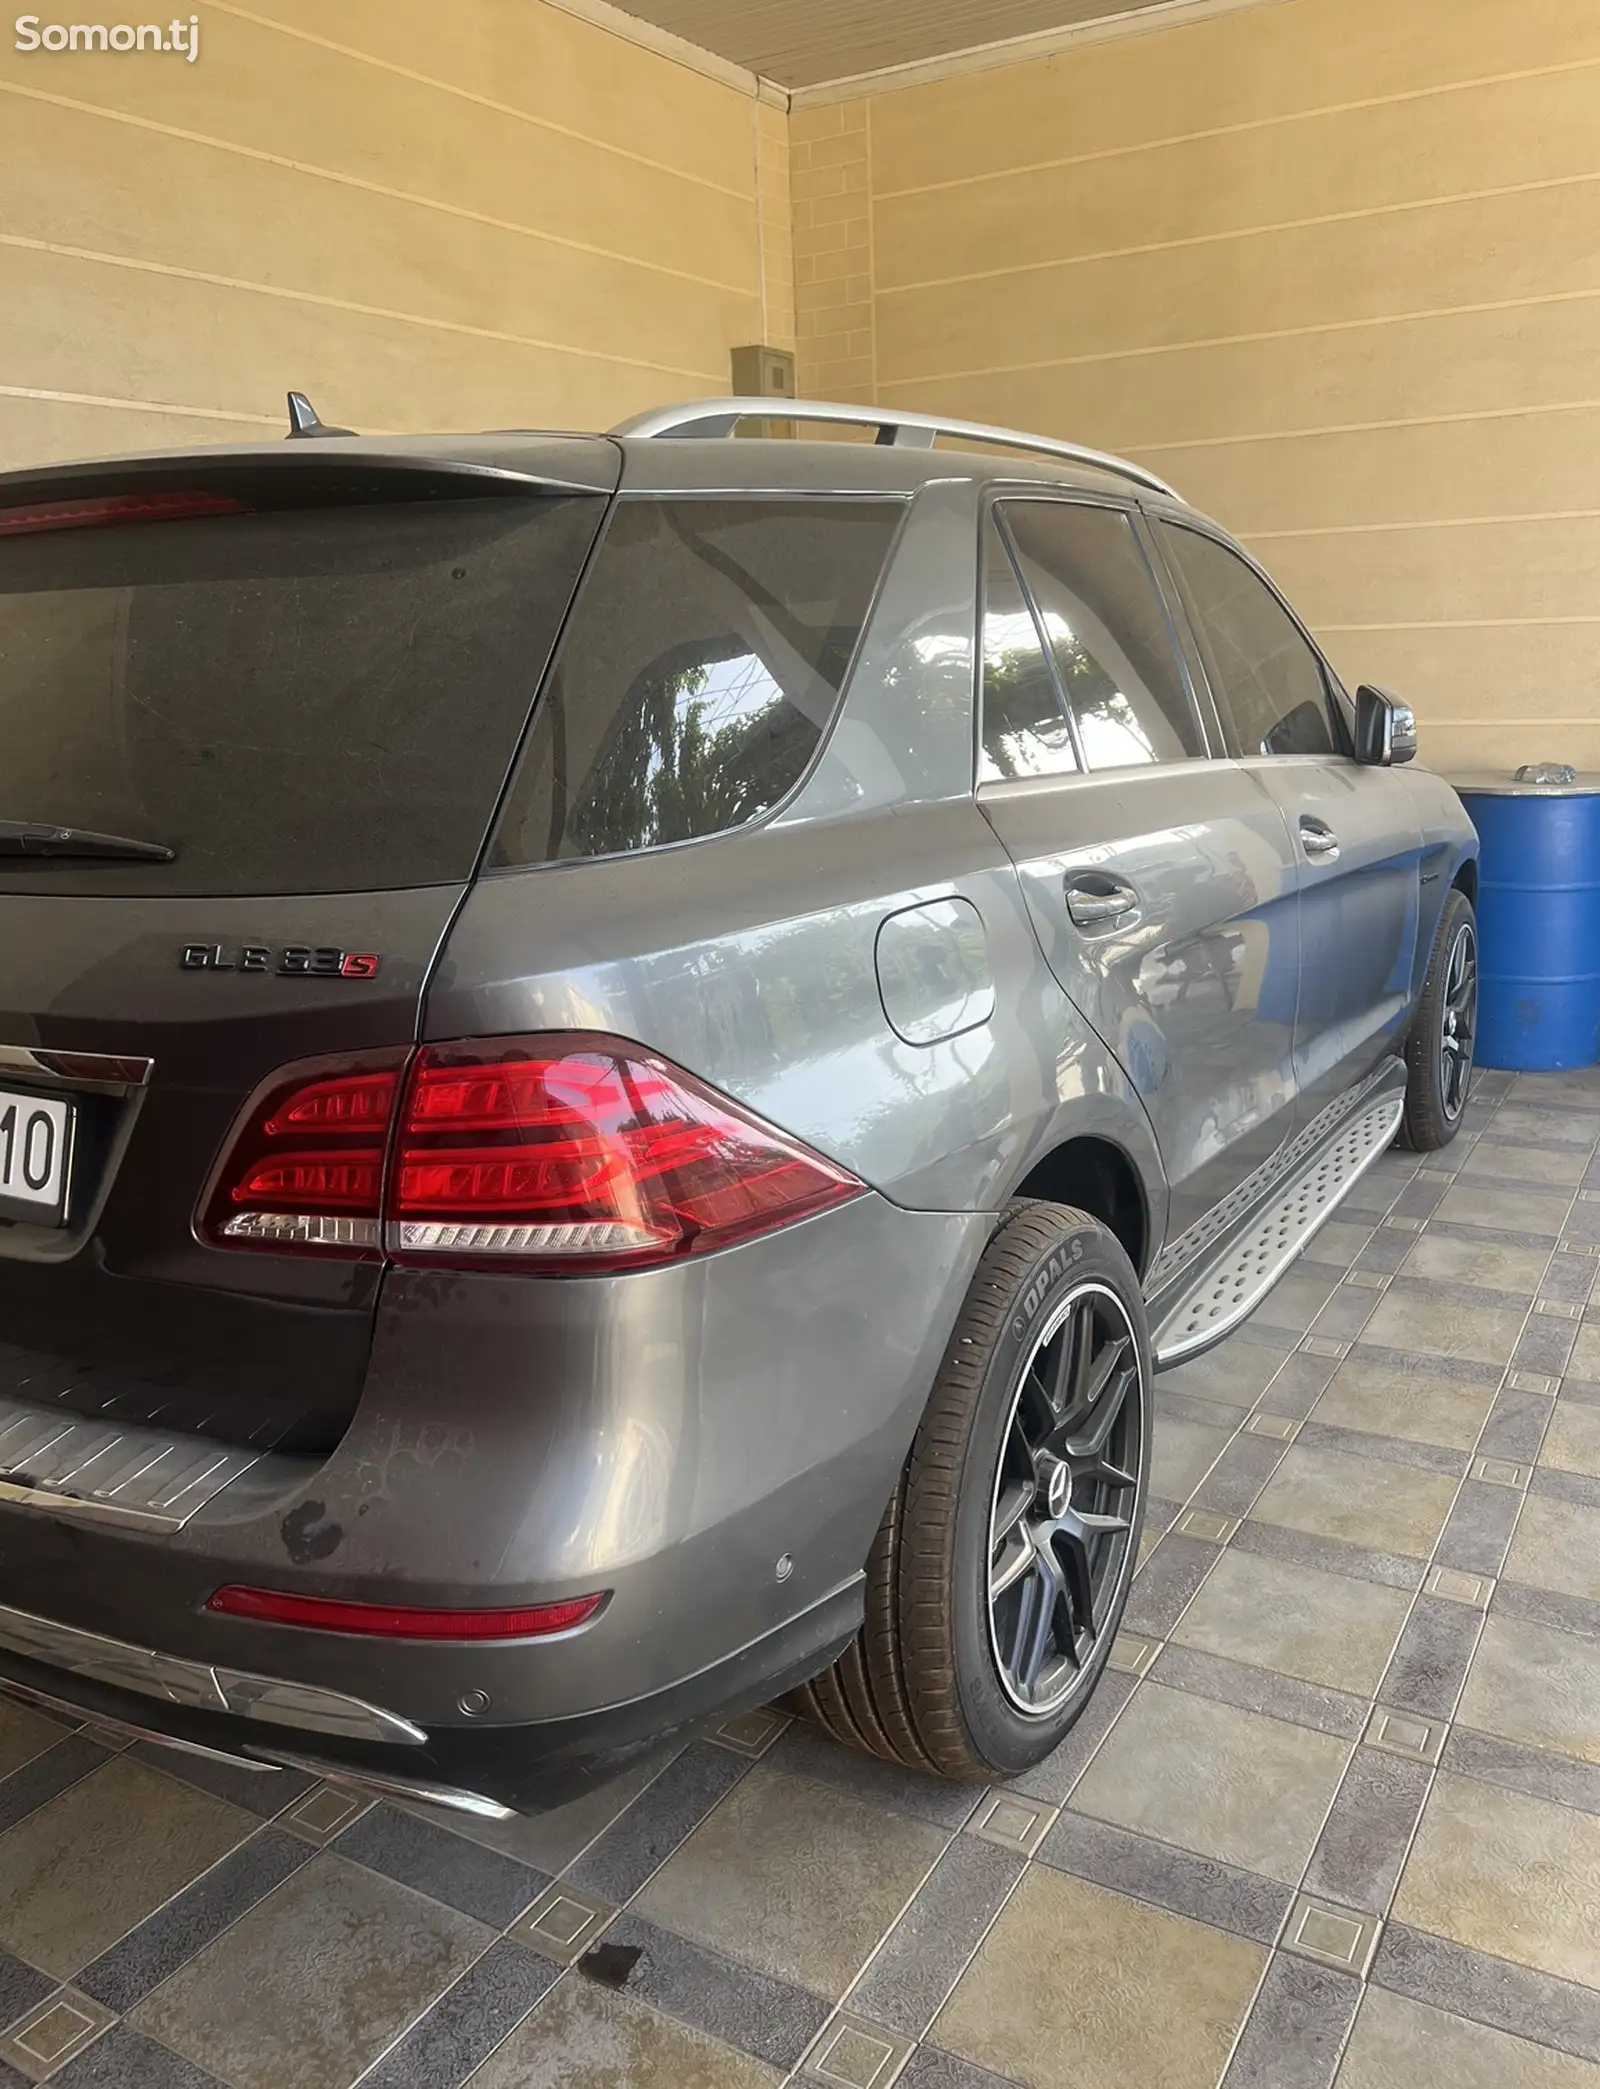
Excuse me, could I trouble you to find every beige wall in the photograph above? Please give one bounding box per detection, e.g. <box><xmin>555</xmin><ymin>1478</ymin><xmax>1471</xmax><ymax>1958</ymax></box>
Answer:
<box><xmin>0</xmin><ymin>0</ymin><xmax>784</xmax><ymax>469</ymax></box>
<box><xmin>842</xmin><ymin>0</ymin><xmax>1600</xmax><ymax>772</ymax></box>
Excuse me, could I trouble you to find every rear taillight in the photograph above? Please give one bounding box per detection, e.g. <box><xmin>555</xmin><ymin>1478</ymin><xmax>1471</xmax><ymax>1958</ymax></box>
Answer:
<box><xmin>200</xmin><ymin>1054</ymin><xmax>407</xmax><ymax>1255</ymax></box>
<box><xmin>201</xmin><ymin>1035</ymin><xmax>863</xmax><ymax>1269</ymax></box>
<box><xmin>205</xmin><ymin>1584</ymin><xmax>606</xmax><ymax>1639</ymax></box>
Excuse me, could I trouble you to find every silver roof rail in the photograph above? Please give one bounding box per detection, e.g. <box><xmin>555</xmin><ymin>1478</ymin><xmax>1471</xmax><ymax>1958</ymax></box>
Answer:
<box><xmin>609</xmin><ymin>396</ymin><xmax>1178</xmax><ymax>500</ymax></box>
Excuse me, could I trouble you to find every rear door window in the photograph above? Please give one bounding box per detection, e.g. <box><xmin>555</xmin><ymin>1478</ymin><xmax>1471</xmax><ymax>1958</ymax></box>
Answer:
<box><xmin>490</xmin><ymin>497</ymin><xmax>902</xmax><ymax>865</ymax></box>
<box><xmin>1156</xmin><ymin>523</ymin><xmax>1339</xmax><ymax>758</ymax></box>
<box><xmin>0</xmin><ymin>480</ymin><xmax>606</xmax><ymax>895</ymax></box>
<box><xmin>1001</xmin><ymin>500</ymin><xmax>1204</xmax><ymax>770</ymax></box>
<box><xmin>978</xmin><ymin>516</ymin><xmax>1078</xmax><ymax>782</ymax></box>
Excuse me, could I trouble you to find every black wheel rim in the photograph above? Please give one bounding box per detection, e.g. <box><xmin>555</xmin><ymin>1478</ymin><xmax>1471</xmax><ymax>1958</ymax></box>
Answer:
<box><xmin>986</xmin><ymin>1280</ymin><xmax>1145</xmax><ymax>1717</ymax></box>
<box><xmin>1440</xmin><ymin>920</ymin><xmax>1477</xmax><ymax>1121</ymax></box>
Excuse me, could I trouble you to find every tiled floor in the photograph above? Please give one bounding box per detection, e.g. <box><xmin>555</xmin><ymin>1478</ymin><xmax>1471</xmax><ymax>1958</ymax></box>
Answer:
<box><xmin>2</xmin><ymin>1065</ymin><xmax>1600</xmax><ymax>2088</ymax></box>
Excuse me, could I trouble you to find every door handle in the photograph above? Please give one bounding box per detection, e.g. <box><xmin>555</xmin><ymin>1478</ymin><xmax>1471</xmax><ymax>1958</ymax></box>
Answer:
<box><xmin>1065</xmin><ymin>875</ymin><xmax>1141</xmax><ymax>930</ymax></box>
<box><xmin>1299</xmin><ymin>818</ymin><xmax>1340</xmax><ymax>861</ymax></box>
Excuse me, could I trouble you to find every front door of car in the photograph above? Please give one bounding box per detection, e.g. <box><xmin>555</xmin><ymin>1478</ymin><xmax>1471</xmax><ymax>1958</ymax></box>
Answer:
<box><xmin>974</xmin><ymin>496</ymin><xmax>1303</xmax><ymax>1242</ymax></box>
<box><xmin>1151</xmin><ymin>521</ymin><xmax>1422</xmax><ymax>1125</ymax></box>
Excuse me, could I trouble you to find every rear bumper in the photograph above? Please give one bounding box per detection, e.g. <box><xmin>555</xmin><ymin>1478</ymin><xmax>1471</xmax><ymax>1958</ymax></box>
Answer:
<box><xmin>0</xmin><ymin>1193</ymin><xmax>987</xmax><ymax>1809</ymax></box>
<box><xmin>0</xmin><ymin>1576</ymin><xmax>862</xmax><ymax>1816</ymax></box>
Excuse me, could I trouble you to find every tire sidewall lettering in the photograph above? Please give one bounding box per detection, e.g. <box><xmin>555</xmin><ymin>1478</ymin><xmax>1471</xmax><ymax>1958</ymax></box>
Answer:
<box><xmin>1010</xmin><ymin>1235</ymin><xmax>1084</xmax><ymax>1340</ymax></box>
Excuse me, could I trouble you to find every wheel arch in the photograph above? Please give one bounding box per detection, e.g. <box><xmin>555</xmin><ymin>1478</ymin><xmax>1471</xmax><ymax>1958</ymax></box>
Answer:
<box><xmin>1452</xmin><ymin>855</ymin><xmax>1479</xmax><ymax>907</ymax></box>
<box><xmin>1009</xmin><ymin>1134</ymin><xmax>1150</xmax><ymax>1279</ymax></box>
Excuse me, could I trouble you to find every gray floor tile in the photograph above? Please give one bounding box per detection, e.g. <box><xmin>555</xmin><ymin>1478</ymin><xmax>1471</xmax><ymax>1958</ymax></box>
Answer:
<box><xmin>1380</xmin><ymin>1596</ymin><xmax>1483</xmax><ymax>1719</ymax></box>
<box><xmin>568</xmin><ymin>1742</ymin><xmax>754</xmax><ymax>1903</ymax></box>
<box><xmin>0</xmin><ymin>1740</ymin><xmax>109</xmax><ymax>1840</ymax></box>
<box><xmin>1250</xmin><ymin>1440</ymin><xmax>1457</xmax><ymax>1559</ymax></box>
<box><xmin>1256</xmin><ymin>1351</ymin><xmax>1340</xmax><ymax>1419</ymax></box>
<box><xmin>1403</xmin><ymin>1231</ymin><xmax>1551</xmax><ymax>1296</ymax></box>
<box><xmin>1070</xmin><ymin>1682</ymin><xmax>1350</xmax><ymax>1885</ymax></box>
<box><xmin>1480</xmin><ymin>1388</ymin><xmax>1557</xmax><ymax>1462</ymax></box>
<box><xmin>78</xmin><ymin>1827</ymin><xmax>312</xmax><ymax>2013</ymax></box>
<box><xmin>1374</xmin><ymin>1922</ymin><xmax>1600</xmax><ymax>2065</ymax></box>
<box><xmin>633</xmin><ymin>1765</ymin><xmax>947</xmax><ymax>1998</ymax></box>
<box><xmin>1393</xmin><ymin>1772</ymin><xmax>1600</xmax><ymax>1986</ymax></box>
<box><xmin>1039</xmin><ymin>1809</ymin><xmax>1291</xmax><ymax>1943</ymax></box>
<box><xmin>1011</xmin><ymin>1668</ymin><xmax>1134</xmax><ymax>1803</ymax></box>
<box><xmin>1220</xmin><ymin>1953</ymin><xmax>1359</xmax><ymax>2089</ymax></box>
<box><xmin>1513</xmin><ymin>1314</ymin><xmax>1579</xmax><ymax>1377</ymax></box>
<box><xmin>0</xmin><ymin>1707</ymin><xmax>73</xmax><ymax>1786</ymax></box>
<box><xmin>1296</xmin><ymin>1417</ymin><xmax>1467</xmax><ymax>1476</ymax></box>
<box><xmin>0</xmin><ymin>1956</ymin><xmax>53</xmax><ymax>2041</ymax></box>
<box><xmin>1122</xmin><ymin>1533</ymin><xmax>1220</xmax><ymax>1636</ymax></box>
<box><xmin>1249</xmin><ymin>1269</ymin><xmax>1341</xmax><ymax>1335</ymax></box>
<box><xmin>473</xmin><ymin>1978</ymin><xmax>783</xmax><ymax>2088</ymax></box>
<box><xmin>1506</xmin><ymin>1492</ymin><xmax>1600</xmax><ymax>1605</ymax></box>
<box><xmin>588</xmin><ymin>1914</ymin><xmax>829</xmax><ymax>2072</ymax></box>
<box><xmin>1302</xmin><ymin>1746</ymin><xmax>1431</xmax><ymax>1915</ymax></box>
<box><xmin>1435</xmin><ymin>1480</ymin><xmax>1521</xmax><ymax>1575</ymax></box>
<box><xmin>1152</xmin><ymin>1642</ymin><xmax>1367</xmax><ymax>1740</ymax></box>
<box><xmin>1190</xmin><ymin>1433</ymin><xmax>1292</xmax><ymax>1518</ymax></box>
<box><xmin>899</xmin><ymin>2053</ymin><xmax>1015</xmax><ymax>2089</ymax></box>
<box><xmin>762</xmin><ymin>1723</ymin><xmax>977</xmax><ymax>1830</ymax></box>
<box><xmin>48</xmin><ymin>2028</ymin><xmax>227</xmax><ymax>2089</ymax></box>
<box><xmin>125</xmin><ymin>1745</ymin><xmax>312</xmax><ymax>1822</ymax></box>
<box><xmin>1444</xmin><ymin>1727</ymin><xmax>1600</xmax><ymax>1817</ymax></box>
<box><xmin>1311</xmin><ymin>1354</ymin><xmax>1496</xmax><ymax>1451</ymax></box>
<box><xmin>1230</xmin><ymin>1513</ymin><xmax>1423</xmax><ymax>1593</ymax></box>
<box><xmin>358</xmin><ymin>1938</ymin><xmax>559</xmax><ymax>2089</ymax></box>
<box><xmin>1457</xmin><ymin>1612</ymin><xmax>1600</xmax><ymax>1767</ymax></box>
<box><xmin>847</xmin><ymin>1835</ymin><xmax>1022</xmax><ymax>2039</ymax></box>
<box><xmin>0</xmin><ymin>1756</ymin><xmax>252</xmax><ymax>1981</ymax></box>
<box><xmin>336</xmin><ymin>1803</ymin><xmax>548</xmax><ymax>1928</ymax></box>
<box><xmin>1158</xmin><ymin>1334</ymin><xmax>1293</xmax><ymax>1410</ymax></box>
<box><xmin>1436</xmin><ymin>1183</ymin><xmax>1571</xmax><ymax>1237</ymax></box>
<box><xmin>1544</xmin><ymin>1399</ymin><xmax>1600</xmax><ymax>1481</ymax></box>
<box><xmin>1494</xmin><ymin>1578</ymin><xmax>1600</xmax><ymax>1644</ymax></box>
<box><xmin>1150</xmin><ymin>1414</ymin><xmax>1235</xmax><ymax>1501</ymax></box>
<box><xmin>1169</xmin><ymin>1544</ymin><xmax>1410</xmax><ymax>1696</ymax></box>
<box><xmin>132</xmin><ymin>1852</ymin><xmax>490</xmax><ymax>2089</ymax></box>
<box><xmin>932</xmin><ymin>1866</ymin><xmax>1265</xmax><ymax>2089</ymax></box>
<box><xmin>1340</xmin><ymin>1985</ymin><xmax>1600</xmax><ymax>2088</ymax></box>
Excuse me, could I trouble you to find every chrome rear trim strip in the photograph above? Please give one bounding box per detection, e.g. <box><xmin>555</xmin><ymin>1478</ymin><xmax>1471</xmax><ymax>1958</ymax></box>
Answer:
<box><xmin>0</xmin><ymin>1043</ymin><xmax>153</xmax><ymax>1088</ymax></box>
<box><xmin>0</xmin><ymin>1598</ymin><xmax>426</xmax><ymax>1746</ymax></box>
<box><xmin>0</xmin><ymin>1394</ymin><xmax>272</xmax><ymax>1530</ymax></box>
<box><xmin>250</xmin><ymin>1749</ymin><xmax>514</xmax><ymax>1821</ymax></box>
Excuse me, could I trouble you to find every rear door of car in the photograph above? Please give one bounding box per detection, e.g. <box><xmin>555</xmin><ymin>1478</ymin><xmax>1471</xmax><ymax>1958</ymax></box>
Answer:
<box><xmin>974</xmin><ymin>492</ymin><xmax>1304</xmax><ymax>1240</ymax></box>
<box><xmin>0</xmin><ymin>444</ymin><xmax>614</xmax><ymax>1454</ymax></box>
<box><xmin>1148</xmin><ymin>517</ymin><xmax>1422</xmax><ymax>1126</ymax></box>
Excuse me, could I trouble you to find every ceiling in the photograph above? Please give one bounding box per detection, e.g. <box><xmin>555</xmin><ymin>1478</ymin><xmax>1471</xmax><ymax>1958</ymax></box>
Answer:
<box><xmin>608</xmin><ymin>0</ymin><xmax>1185</xmax><ymax>89</ymax></box>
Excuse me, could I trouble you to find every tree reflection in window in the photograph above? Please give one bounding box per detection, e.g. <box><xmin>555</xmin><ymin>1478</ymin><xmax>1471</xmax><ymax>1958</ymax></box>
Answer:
<box><xmin>1031</xmin><ymin>605</ymin><xmax>1162</xmax><ymax>771</ymax></box>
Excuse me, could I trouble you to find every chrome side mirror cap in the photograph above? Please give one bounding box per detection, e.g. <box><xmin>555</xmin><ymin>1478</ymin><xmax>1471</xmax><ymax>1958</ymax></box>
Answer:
<box><xmin>1355</xmin><ymin>684</ymin><xmax>1417</xmax><ymax>767</ymax></box>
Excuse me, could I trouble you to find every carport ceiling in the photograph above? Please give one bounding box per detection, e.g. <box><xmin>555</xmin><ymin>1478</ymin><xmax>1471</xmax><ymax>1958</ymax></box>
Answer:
<box><xmin>611</xmin><ymin>0</ymin><xmax>1190</xmax><ymax>88</ymax></box>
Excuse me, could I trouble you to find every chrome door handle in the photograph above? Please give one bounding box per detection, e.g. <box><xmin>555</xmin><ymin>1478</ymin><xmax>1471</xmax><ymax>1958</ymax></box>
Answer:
<box><xmin>1065</xmin><ymin>876</ymin><xmax>1140</xmax><ymax>930</ymax></box>
<box><xmin>1299</xmin><ymin>819</ymin><xmax>1340</xmax><ymax>861</ymax></box>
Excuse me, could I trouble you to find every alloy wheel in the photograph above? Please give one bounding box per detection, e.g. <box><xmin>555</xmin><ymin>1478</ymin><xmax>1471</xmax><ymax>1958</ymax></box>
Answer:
<box><xmin>1440</xmin><ymin>919</ymin><xmax>1477</xmax><ymax>1120</ymax></box>
<box><xmin>986</xmin><ymin>1280</ymin><xmax>1144</xmax><ymax>1716</ymax></box>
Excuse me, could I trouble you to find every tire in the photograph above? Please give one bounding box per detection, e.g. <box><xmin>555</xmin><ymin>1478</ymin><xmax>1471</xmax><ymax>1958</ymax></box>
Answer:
<box><xmin>1398</xmin><ymin>889</ymin><xmax>1479</xmax><ymax>1152</ymax></box>
<box><xmin>797</xmin><ymin>1201</ymin><xmax>1152</xmax><ymax>1781</ymax></box>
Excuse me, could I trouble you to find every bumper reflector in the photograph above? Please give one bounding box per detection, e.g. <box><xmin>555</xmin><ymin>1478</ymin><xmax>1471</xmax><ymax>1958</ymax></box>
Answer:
<box><xmin>205</xmin><ymin>1586</ymin><xmax>606</xmax><ymax>1640</ymax></box>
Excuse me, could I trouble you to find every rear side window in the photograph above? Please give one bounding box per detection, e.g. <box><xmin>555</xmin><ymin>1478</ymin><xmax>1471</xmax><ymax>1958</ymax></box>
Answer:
<box><xmin>0</xmin><ymin>487</ymin><xmax>605</xmax><ymax>895</ymax></box>
<box><xmin>1003</xmin><ymin>501</ymin><xmax>1203</xmax><ymax>770</ymax></box>
<box><xmin>490</xmin><ymin>497</ymin><xmax>902</xmax><ymax>865</ymax></box>
<box><xmin>1157</xmin><ymin>523</ymin><xmax>1337</xmax><ymax>758</ymax></box>
<box><xmin>979</xmin><ymin>517</ymin><xmax>1077</xmax><ymax>782</ymax></box>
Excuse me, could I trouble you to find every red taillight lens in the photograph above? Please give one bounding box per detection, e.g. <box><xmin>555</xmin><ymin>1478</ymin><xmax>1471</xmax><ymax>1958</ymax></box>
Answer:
<box><xmin>205</xmin><ymin>1585</ymin><xmax>605</xmax><ymax>1639</ymax></box>
<box><xmin>203</xmin><ymin>1035</ymin><xmax>863</xmax><ymax>1266</ymax></box>
<box><xmin>200</xmin><ymin>1056</ymin><xmax>405</xmax><ymax>1254</ymax></box>
<box><xmin>0</xmin><ymin>490</ymin><xmax>246</xmax><ymax>536</ymax></box>
<box><xmin>389</xmin><ymin>1036</ymin><xmax>864</xmax><ymax>1271</ymax></box>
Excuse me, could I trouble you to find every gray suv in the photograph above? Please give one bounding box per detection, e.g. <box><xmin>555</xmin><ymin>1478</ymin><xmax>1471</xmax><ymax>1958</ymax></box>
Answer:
<box><xmin>0</xmin><ymin>396</ymin><xmax>1477</xmax><ymax>1818</ymax></box>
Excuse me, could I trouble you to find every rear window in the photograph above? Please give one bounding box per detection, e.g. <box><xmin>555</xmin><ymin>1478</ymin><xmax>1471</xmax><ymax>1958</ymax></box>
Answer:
<box><xmin>0</xmin><ymin>487</ymin><xmax>605</xmax><ymax>895</ymax></box>
<box><xmin>489</xmin><ymin>496</ymin><xmax>902</xmax><ymax>866</ymax></box>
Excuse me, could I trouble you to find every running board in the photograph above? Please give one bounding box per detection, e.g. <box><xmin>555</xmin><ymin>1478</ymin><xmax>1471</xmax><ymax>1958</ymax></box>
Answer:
<box><xmin>1151</xmin><ymin>1070</ymin><xmax>1406</xmax><ymax>1367</ymax></box>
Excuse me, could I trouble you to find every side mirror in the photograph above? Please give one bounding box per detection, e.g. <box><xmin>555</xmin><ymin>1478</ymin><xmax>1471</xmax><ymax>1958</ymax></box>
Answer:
<box><xmin>1354</xmin><ymin>684</ymin><xmax>1417</xmax><ymax>767</ymax></box>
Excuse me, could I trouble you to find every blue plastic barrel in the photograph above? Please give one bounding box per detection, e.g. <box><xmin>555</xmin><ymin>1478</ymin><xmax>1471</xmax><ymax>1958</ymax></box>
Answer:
<box><xmin>1454</xmin><ymin>775</ymin><xmax>1600</xmax><ymax>1071</ymax></box>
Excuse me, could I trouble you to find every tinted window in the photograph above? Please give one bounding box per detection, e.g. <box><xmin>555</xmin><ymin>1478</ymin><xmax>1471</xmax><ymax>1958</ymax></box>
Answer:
<box><xmin>492</xmin><ymin>498</ymin><xmax>900</xmax><ymax>864</ymax></box>
<box><xmin>0</xmin><ymin>487</ymin><xmax>605</xmax><ymax>895</ymax></box>
<box><xmin>979</xmin><ymin>518</ymin><xmax>1076</xmax><ymax>782</ymax></box>
<box><xmin>1158</xmin><ymin>524</ymin><xmax>1337</xmax><ymax>758</ymax></box>
<box><xmin>1003</xmin><ymin>502</ymin><xmax>1202</xmax><ymax>770</ymax></box>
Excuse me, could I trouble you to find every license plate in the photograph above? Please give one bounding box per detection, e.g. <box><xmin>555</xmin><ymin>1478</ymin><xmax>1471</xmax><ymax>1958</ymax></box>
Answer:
<box><xmin>0</xmin><ymin>1089</ymin><xmax>74</xmax><ymax>1225</ymax></box>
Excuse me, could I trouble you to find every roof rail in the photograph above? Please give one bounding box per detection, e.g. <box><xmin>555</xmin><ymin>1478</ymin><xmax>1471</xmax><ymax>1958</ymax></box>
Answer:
<box><xmin>609</xmin><ymin>396</ymin><xmax>1178</xmax><ymax>499</ymax></box>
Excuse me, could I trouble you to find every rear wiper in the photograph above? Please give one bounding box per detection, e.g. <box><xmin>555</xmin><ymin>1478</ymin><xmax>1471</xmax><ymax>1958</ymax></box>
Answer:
<box><xmin>0</xmin><ymin>821</ymin><xmax>174</xmax><ymax>862</ymax></box>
